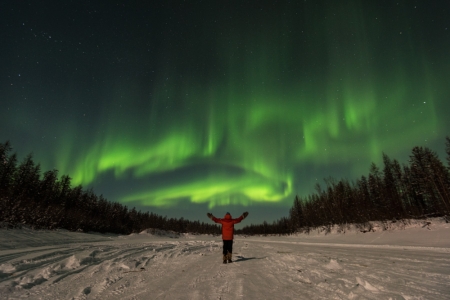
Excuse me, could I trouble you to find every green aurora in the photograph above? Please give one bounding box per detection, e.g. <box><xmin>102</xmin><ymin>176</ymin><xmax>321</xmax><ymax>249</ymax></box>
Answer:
<box><xmin>1</xmin><ymin>1</ymin><xmax>449</xmax><ymax>221</ymax></box>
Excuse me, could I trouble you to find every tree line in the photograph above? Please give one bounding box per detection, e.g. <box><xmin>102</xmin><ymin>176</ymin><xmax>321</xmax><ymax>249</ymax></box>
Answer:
<box><xmin>0</xmin><ymin>141</ymin><xmax>220</xmax><ymax>235</ymax></box>
<box><xmin>238</xmin><ymin>136</ymin><xmax>450</xmax><ymax>235</ymax></box>
<box><xmin>1</xmin><ymin>137</ymin><xmax>449</xmax><ymax>236</ymax></box>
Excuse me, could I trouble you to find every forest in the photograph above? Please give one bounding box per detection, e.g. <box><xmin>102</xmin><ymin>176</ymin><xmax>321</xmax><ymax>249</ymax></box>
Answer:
<box><xmin>1</xmin><ymin>137</ymin><xmax>449</xmax><ymax>236</ymax></box>
<box><xmin>240</xmin><ymin>137</ymin><xmax>450</xmax><ymax>235</ymax></box>
<box><xmin>0</xmin><ymin>141</ymin><xmax>220</xmax><ymax>235</ymax></box>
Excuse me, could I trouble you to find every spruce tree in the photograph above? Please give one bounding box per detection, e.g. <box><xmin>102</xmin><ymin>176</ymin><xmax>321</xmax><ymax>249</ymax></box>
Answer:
<box><xmin>382</xmin><ymin>153</ymin><xmax>403</xmax><ymax>218</ymax></box>
<box><xmin>0</xmin><ymin>141</ymin><xmax>12</xmax><ymax>175</ymax></box>
<box><xmin>446</xmin><ymin>136</ymin><xmax>450</xmax><ymax>170</ymax></box>
<box><xmin>368</xmin><ymin>162</ymin><xmax>385</xmax><ymax>219</ymax></box>
<box><xmin>409</xmin><ymin>146</ymin><xmax>442</xmax><ymax>215</ymax></box>
<box><xmin>0</xmin><ymin>148</ymin><xmax>17</xmax><ymax>195</ymax></box>
<box><xmin>422</xmin><ymin>147</ymin><xmax>450</xmax><ymax>214</ymax></box>
<box><xmin>290</xmin><ymin>195</ymin><xmax>304</xmax><ymax>229</ymax></box>
<box><xmin>356</xmin><ymin>175</ymin><xmax>372</xmax><ymax>221</ymax></box>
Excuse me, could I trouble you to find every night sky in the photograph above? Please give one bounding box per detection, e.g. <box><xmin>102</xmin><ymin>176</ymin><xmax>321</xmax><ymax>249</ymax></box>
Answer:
<box><xmin>1</xmin><ymin>1</ymin><xmax>449</xmax><ymax>226</ymax></box>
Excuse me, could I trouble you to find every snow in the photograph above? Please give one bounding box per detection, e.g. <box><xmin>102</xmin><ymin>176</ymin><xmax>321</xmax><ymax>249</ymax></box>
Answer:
<box><xmin>1</xmin><ymin>219</ymin><xmax>449</xmax><ymax>299</ymax></box>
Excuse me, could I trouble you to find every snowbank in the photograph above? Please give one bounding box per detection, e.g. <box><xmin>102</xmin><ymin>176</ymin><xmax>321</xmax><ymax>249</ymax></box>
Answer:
<box><xmin>139</xmin><ymin>228</ymin><xmax>182</xmax><ymax>238</ymax></box>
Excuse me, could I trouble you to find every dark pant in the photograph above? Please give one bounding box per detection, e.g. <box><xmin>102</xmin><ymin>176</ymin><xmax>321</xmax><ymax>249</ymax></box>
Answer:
<box><xmin>223</xmin><ymin>240</ymin><xmax>233</xmax><ymax>255</ymax></box>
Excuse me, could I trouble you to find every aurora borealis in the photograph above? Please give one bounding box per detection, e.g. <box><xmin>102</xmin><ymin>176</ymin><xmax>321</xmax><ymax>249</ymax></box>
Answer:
<box><xmin>1</xmin><ymin>1</ymin><xmax>449</xmax><ymax>225</ymax></box>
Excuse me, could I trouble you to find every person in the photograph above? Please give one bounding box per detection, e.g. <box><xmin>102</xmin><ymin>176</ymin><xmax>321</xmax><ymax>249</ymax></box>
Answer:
<box><xmin>207</xmin><ymin>211</ymin><xmax>249</xmax><ymax>264</ymax></box>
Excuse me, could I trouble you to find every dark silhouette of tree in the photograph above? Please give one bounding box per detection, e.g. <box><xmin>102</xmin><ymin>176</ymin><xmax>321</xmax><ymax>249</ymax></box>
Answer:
<box><xmin>421</xmin><ymin>147</ymin><xmax>450</xmax><ymax>213</ymax></box>
<box><xmin>408</xmin><ymin>146</ymin><xmax>450</xmax><ymax>215</ymax></box>
<box><xmin>355</xmin><ymin>175</ymin><xmax>372</xmax><ymax>222</ymax></box>
<box><xmin>368</xmin><ymin>162</ymin><xmax>386</xmax><ymax>218</ymax></box>
<box><xmin>382</xmin><ymin>153</ymin><xmax>404</xmax><ymax>218</ymax></box>
<box><xmin>289</xmin><ymin>195</ymin><xmax>305</xmax><ymax>229</ymax></box>
<box><xmin>446</xmin><ymin>136</ymin><xmax>450</xmax><ymax>170</ymax></box>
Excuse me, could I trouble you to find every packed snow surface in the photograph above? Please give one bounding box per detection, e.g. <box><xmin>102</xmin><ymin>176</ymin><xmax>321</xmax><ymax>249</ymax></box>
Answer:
<box><xmin>1</xmin><ymin>219</ymin><xmax>449</xmax><ymax>299</ymax></box>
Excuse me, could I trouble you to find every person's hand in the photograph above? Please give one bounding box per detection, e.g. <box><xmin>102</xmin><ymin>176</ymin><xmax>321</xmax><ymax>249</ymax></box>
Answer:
<box><xmin>242</xmin><ymin>212</ymin><xmax>249</xmax><ymax>219</ymax></box>
<box><xmin>207</xmin><ymin>213</ymin><xmax>213</xmax><ymax>219</ymax></box>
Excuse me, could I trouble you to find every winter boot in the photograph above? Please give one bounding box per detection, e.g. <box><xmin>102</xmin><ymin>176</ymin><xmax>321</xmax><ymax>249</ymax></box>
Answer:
<box><xmin>223</xmin><ymin>255</ymin><xmax>228</xmax><ymax>264</ymax></box>
<box><xmin>227</xmin><ymin>252</ymin><xmax>232</xmax><ymax>263</ymax></box>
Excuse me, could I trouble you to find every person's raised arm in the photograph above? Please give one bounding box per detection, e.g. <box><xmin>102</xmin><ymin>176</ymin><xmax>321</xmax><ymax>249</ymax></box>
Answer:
<box><xmin>207</xmin><ymin>213</ymin><xmax>220</xmax><ymax>223</ymax></box>
<box><xmin>233</xmin><ymin>212</ymin><xmax>248</xmax><ymax>224</ymax></box>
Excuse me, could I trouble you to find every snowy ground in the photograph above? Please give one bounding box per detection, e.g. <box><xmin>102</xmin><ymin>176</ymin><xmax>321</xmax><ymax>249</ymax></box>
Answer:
<box><xmin>1</xmin><ymin>219</ymin><xmax>449</xmax><ymax>299</ymax></box>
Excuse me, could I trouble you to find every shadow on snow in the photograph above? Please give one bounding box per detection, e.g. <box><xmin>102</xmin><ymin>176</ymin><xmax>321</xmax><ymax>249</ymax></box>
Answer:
<box><xmin>233</xmin><ymin>255</ymin><xmax>266</xmax><ymax>262</ymax></box>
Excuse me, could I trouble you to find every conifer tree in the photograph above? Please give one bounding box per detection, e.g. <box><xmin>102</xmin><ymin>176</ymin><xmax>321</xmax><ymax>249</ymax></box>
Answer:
<box><xmin>289</xmin><ymin>195</ymin><xmax>304</xmax><ymax>229</ymax></box>
<box><xmin>409</xmin><ymin>146</ymin><xmax>444</xmax><ymax>215</ymax></box>
<box><xmin>356</xmin><ymin>175</ymin><xmax>372</xmax><ymax>221</ymax></box>
<box><xmin>422</xmin><ymin>147</ymin><xmax>450</xmax><ymax>213</ymax></box>
<box><xmin>446</xmin><ymin>136</ymin><xmax>450</xmax><ymax>170</ymax></box>
<box><xmin>38</xmin><ymin>170</ymin><xmax>59</xmax><ymax>206</ymax></box>
<box><xmin>382</xmin><ymin>153</ymin><xmax>403</xmax><ymax>218</ymax></box>
<box><xmin>368</xmin><ymin>162</ymin><xmax>385</xmax><ymax>218</ymax></box>
<box><xmin>402</xmin><ymin>164</ymin><xmax>425</xmax><ymax>216</ymax></box>
<box><xmin>409</xmin><ymin>147</ymin><xmax>430</xmax><ymax>211</ymax></box>
<box><xmin>0</xmin><ymin>141</ymin><xmax>12</xmax><ymax>175</ymax></box>
<box><xmin>0</xmin><ymin>145</ymin><xmax>17</xmax><ymax>194</ymax></box>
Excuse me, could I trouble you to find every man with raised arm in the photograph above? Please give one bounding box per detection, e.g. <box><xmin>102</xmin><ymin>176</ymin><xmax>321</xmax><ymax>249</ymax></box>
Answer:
<box><xmin>207</xmin><ymin>211</ymin><xmax>249</xmax><ymax>264</ymax></box>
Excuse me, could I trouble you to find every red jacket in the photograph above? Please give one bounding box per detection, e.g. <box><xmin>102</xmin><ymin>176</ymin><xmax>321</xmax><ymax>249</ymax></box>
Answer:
<box><xmin>212</xmin><ymin>213</ymin><xmax>244</xmax><ymax>240</ymax></box>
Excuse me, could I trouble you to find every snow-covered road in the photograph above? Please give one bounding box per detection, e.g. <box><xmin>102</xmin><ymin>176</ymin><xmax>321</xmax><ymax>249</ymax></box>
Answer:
<box><xmin>1</xmin><ymin>220</ymin><xmax>449</xmax><ymax>299</ymax></box>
